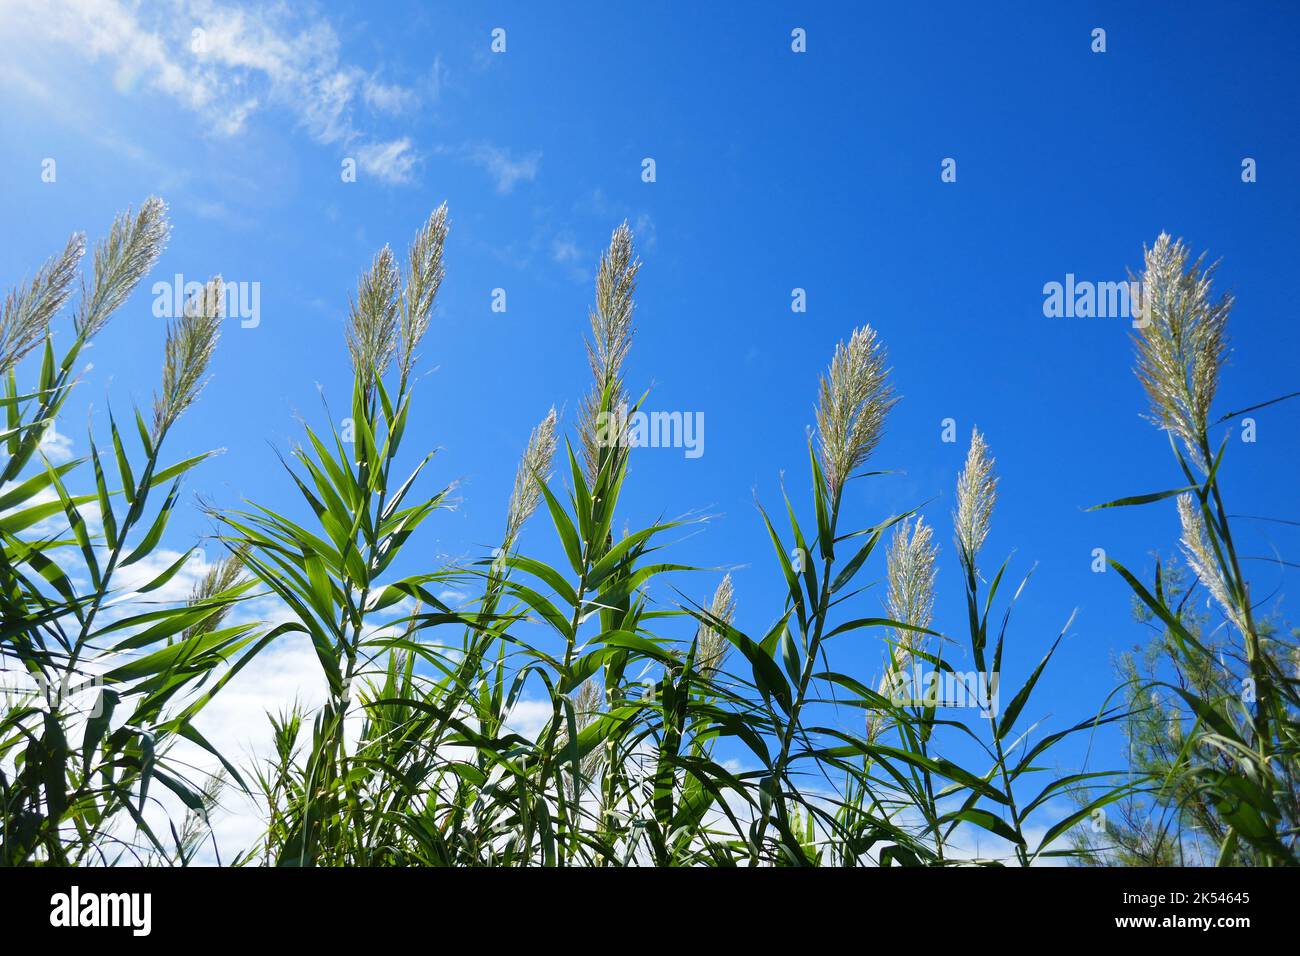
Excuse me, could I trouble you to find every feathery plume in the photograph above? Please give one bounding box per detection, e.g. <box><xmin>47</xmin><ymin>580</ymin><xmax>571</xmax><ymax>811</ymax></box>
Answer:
<box><xmin>0</xmin><ymin>232</ymin><xmax>85</xmax><ymax>374</ymax></box>
<box><xmin>504</xmin><ymin>406</ymin><xmax>559</xmax><ymax>547</ymax></box>
<box><xmin>578</xmin><ymin>222</ymin><xmax>639</xmax><ymax>481</ymax></box>
<box><xmin>77</xmin><ymin>197</ymin><xmax>170</xmax><ymax>339</ymax></box>
<box><xmin>886</xmin><ymin>517</ymin><xmax>937</xmax><ymax>644</ymax></box>
<box><xmin>187</xmin><ymin>546</ymin><xmax>249</xmax><ymax>621</ymax></box>
<box><xmin>1176</xmin><ymin>492</ymin><xmax>1245</xmax><ymax>634</ymax></box>
<box><xmin>868</xmin><ymin>518</ymin><xmax>937</xmax><ymax>744</ymax></box>
<box><xmin>815</xmin><ymin>325</ymin><xmax>897</xmax><ymax>500</ymax></box>
<box><xmin>1133</xmin><ymin>234</ymin><xmax>1230</xmax><ymax>470</ymax></box>
<box><xmin>183</xmin><ymin>543</ymin><xmax>250</xmax><ymax>640</ymax></box>
<box><xmin>586</xmin><ymin>222</ymin><xmax>638</xmax><ymax>389</ymax></box>
<box><xmin>346</xmin><ymin>245</ymin><xmax>401</xmax><ymax>388</ymax></box>
<box><xmin>173</xmin><ymin>770</ymin><xmax>227</xmax><ymax>862</ymax></box>
<box><xmin>154</xmin><ymin>276</ymin><xmax>223</xmax><ymax>438</ymax></box>
<box><xmin>867</xmin><ymin>644</ymin><xmax>906</xmax><ymax>745</ymax></box>
<box><xmin>1169</xmin><ymin>713</ymin><xmax>1183</xmax><ymax>744</ymax></box>
<box><xmin>574</xmin><ymin>677</ymin><xmax>604</xmax><ymax>721</ymax></box>
<box><xmin>558</xmin><ymin>677</ymin><xmax>608</xmax><ymax>798</ymax></box>
<box><xmin>398</xmin><ymin>204</ymin><xmax>450</xmax><ymax>380</ymax></box>
<box><xmin>954</xmin><ymin>428</ymin><xmax>997</xmax><ymax>564</ymax></box>
<box><xmin>696</xmin><ymin>574</ymin><xmax>737</xmax><ymax>678</ymax></box>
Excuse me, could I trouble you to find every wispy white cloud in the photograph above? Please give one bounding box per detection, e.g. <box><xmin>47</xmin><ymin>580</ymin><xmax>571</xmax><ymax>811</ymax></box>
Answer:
<box><xmin>464</xmin><ymin>143</ymin><xmax>541</xmax><ymax>194</ymax></box>
<box><xmin>425</xmin><ymin>54</ymin><xmax>448</xmax><ymax>102</ymax></box>
<box><xmin>2</xmin><ymin>1</ymin><xmax>548</xmax><ymax>196</ymax></box>
<box><xmin>38</xmin><ymin>422</ymin><xmax>74</xmax><ymax>464</ymax></box>
<box><xmin>550</xmin><ymin>233</ymin><xmax>581</xmax><ymax>265</ymax></box>
<box><xmin>504</xmin><ymin>697</ymin><xmax>551</xmax><ymax>740</ymax></box>
<box><xmin>356</xmin><ymin>137</ymin><xmax>417</xmax><ymax>184</ymax></box>
<box><xmin>436</xmin><ymin>588</ymin><xmax>469</xmax><ymax>606</ymax></box>
<box><xmin>363</xmin><ymin>76</ymin><xmax>417</xmax><ymax>115</ymax></box>
<box><xmin>3</xmin><ymin>0</ymin><xmax>419</xmax><ymax>175</ymax></box>
<box><xmin>633</xmin><ymin>212</ymin><xmax>658</xmax><ymax>252</ymax></box>
<box><xmin>185</xmin><ymin>197</ymin><xmax>235</xmax><ymax>222</ymax></box>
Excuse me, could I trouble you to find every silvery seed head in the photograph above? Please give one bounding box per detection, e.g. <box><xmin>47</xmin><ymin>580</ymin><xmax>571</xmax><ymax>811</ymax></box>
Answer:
<box><xmin>505</xmin><ymin>406</ymin><xmax>558</xmax><ymax>547</ymax></box>
<box><xmin>77</xmin><ymin>197</ymin><xmax>170</xmax><ymax>339</ymax></box>
<box><xmin>586</xmin><ymin>221</ymin><xmax>638</xmax><ymax>389</ymax></box>
<box><xmin>1133</xmin><ymin>234</ymin><xmax>1229</xmax><ymax>471</ymax></box>
<box><xmin>154</xmin><ymin>276</ymin><xmax>223</xmax><ymax>438</ymax></box>
<box><xmin>0</xmin><ymin>232</ymin><xmax>85</xmax><ymax>374</ymax></box>
<box><xmin>869</xmin><ymin>518</ymin><xmax>937</xmax><ymax>744</ymax></box>
<box><xmin>954</xmin><ymin>428</ymin><xmax>997</xmax><ymax>565</ymax></box>
<box><xmin>560</xmin><ymin>677</ymin><xmax>608</xmax><ymax>794</ymax></box>
<box><xmin>697</xmin><ymin>574</ymin><xmax>736</xmax><ymax>678</ymax></box>
<box><xmin>574</xmin><ymin>676</ymin><xmax>604</xmax><ymax>721</ymax></box>
<box><xmin>579</xmin><ymin>222</ymin><xmax>639</xmax><ymax>481</ymax></box>
<box><xmin>886</xmin><ymin>516</ymin><xmax>937</xmax><ymax>647</ymax></box>
<box><xmin>815</xmin><ymin>325</ymin><xmax>897</xmax><ymax>500</ymax></box>
<box><xmin>398</xmin><ymin>204</ymin><xmax>450</xmax><ymax>380</ymax></box>
<box><xmin>1176</xmin><ymin>492</ymin><xmax>1245</xmax><ymax>634</ymax></box>
<box><xmin>346</xmin><ymin>245</ymin><xmax>401</xmax><ymax>388</ymax></box>
<box><xmin>183</xmin><ymin>543</ymin><xmax>249</xmax><ymax>640</ymax></box>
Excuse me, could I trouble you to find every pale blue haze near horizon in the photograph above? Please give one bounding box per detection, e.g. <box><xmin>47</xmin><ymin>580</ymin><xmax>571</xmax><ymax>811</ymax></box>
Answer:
<box><xmin>1</xmin><ymin>0</ymin><xmax>1298</xmax><ymax>822</ymax></box>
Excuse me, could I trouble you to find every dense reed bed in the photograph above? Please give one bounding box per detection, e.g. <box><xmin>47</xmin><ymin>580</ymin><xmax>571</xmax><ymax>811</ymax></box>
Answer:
<box><xmin>1</xmin><ymin>202</ymin><xmax>1295</xmax><ymax>866</ymax></box>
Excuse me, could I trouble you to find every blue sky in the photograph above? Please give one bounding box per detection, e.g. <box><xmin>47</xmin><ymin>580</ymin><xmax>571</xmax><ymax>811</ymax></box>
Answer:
<box><xmin>2</xmin><ymin>1</ymin><xmax>1299</xmax><ymax>848</ymax></box>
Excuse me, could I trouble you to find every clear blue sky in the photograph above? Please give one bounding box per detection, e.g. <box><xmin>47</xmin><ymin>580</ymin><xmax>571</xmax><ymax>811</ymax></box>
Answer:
<box><xmin>2</xmin><ymin>1</ymin><xmax>1298</xmax><ymax>801</ymax></box>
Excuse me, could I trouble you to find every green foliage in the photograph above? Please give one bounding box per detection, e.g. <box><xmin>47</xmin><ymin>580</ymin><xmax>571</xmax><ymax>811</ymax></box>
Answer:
<box><xmin>0</xmin><ymin>201</ymin><xmax>264</xmax><ymax>865</ymax></box>
<box><xmin>5</xmin><ymin>210</ymin><xmax>1282</xmax><ymax>869</ymax></box>
<box><xmin>1085</xmin><ymin>235</ymin><xmax>1300</xmax><ymax>866</ymax></box>
<box><xmin>220</xmin><ymin>215</ymin><xmax>1129</xmax><ymax>867</ymax></box>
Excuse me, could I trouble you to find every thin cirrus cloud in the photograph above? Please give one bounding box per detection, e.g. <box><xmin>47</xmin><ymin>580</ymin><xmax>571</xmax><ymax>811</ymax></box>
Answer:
<box><xmin>430</xmin><ymin>142</ymin><xmax>541</xmax><ymax>194</ymax></box>
<box><xmin>356</xmin><ymin>137</ymin><xmax>418</xmax><ymax>185</ymax></box>
<box><xmin>464</xmin><ymin>143</ymin><xmax>542</xmax><ymax>194</ymax></box>
<box><xmin>2</xmin><ymin>0</ymin><xmax>534</xmax><ymax>191</ymax></box>
<box><xmin>362</xmin><ymin>76</ymin><xmax>418</xmax><ymax>115</ymax></box>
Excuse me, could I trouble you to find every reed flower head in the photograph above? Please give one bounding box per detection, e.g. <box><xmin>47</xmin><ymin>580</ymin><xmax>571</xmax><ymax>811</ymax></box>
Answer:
<box><xmin>154</xmin><ymin>276</ymin><xmax>223</xmax><ymax>438</ymax></box>
<box><xmin>505</xmin><ymin>406</ymin><xmax>558</xmax><ymax>547</ymax></box>
<box><xmin>574</xmin><ymin>676</ymin><xmax>604</xmax><ymax>721</ymax></box>
<box><xmin>579</xmin><ymin>222</ymin><xmax>639</xmax><ymax>480</ymax></box>
<box><xmin>77</xmin><ymin>197</ymin><xmax>170</xmax><ymax>339</ymax></box>
<box><xmin>346</xmin><ymin>245</ymin><xmax>401</xmax><ymax>388</ymax></box>
<box><xmin>869</xmin><ymin>518</ymin><xmax>937</xmax><ymax>744</ymax></box>
<box><xmin>697</xmin><ymin>574</ymin><xmax>736</xmax><ymax>678</ymax></box>
<box><xmin>1134</xmin><ymin>234</ymin><xmax>1230</xmax><ymax>471</ymax></box>
<box><xmin>586</xmin><ymin>222</ymin><xmax>638</xmax><ymax>390</ymax></box>
<box><xmin>815</xmin><ymin>325</ymin><xmax>897</xmax><ymax>500</ymax></box>
<box><xmin>559</xmin><ymin>678</ymin><xmax>608</xmax><ymax>796</ymax></box>
<box><xmin>398</xmin><ymin>204</ymin><xmax>450</xmax><ymax>380</ymax></box>
<box><xmin>1176</xmin><ymin>492</ymin><xmax>1244</xmax><ymax>634</ymax></box>
<box><xmin>954</xmin><ymin>428</ymin><xmax>997</xmax><ymax>564</ymax></box>
<box><xmin>866</xmin><ymin>656</ymin><xmax>902</xmax><ymax>745</ymax></box>
<box><xmin>886</xmin><ymin>516</ymin><xmax>937</xmax><ymax>646</ymax></box>
<box><xmin>0</xmin><ymin>232</ymin><xmax>85</xmax><ymax>374</ymax></box>
<box><xmin>184</xmin><ymin>543</ymin><xmax>249</xmax><ymax>640</ymax></box>
<box><xmin>1169</xmin><ymin>714</ymin><xmax>1183</xmax><ymax>743</ymax></box>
